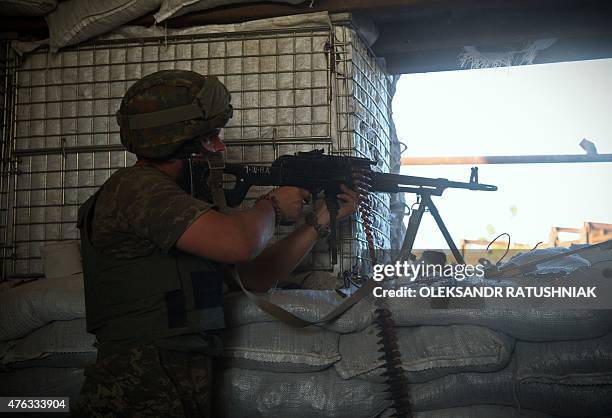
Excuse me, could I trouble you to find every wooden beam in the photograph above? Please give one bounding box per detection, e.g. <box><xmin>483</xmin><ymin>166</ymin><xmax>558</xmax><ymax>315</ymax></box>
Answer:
<box><xmin>130</xmin><ymin>0</ymin><xmax>417</xmax><ymax>27</ymax></box>
<box><xmin>383</xmin><ymin>32</ymin><xmax>612</xmax><ymax>74</ymax></box>
<box><xmin>401</xmin><ymin>154</ymin><xmax>612</xmax><ymax>165</ymax></box>
<box><xmin>374</xmin><ymin>0</ymin><xmax>612</xmax><ymax>73</ymax></box>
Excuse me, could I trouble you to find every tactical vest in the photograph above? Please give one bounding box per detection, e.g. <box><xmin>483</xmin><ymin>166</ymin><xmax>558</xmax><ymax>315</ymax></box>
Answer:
<box><xmin>77</xmin><ymin>191</ymin><xmax>226</xmax><ymax>344</ymax></box>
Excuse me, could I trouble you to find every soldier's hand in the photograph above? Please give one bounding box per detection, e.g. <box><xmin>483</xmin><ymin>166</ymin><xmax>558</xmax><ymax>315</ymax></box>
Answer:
<box><xmin>268</xmin><ymin>186</ymin><xmax>310</xmax><ymax>222</ymax></box>
<box><xmin>315</xmin><ymin>184</ymin><xmax>359</xmax><ymax>226</ymax></box>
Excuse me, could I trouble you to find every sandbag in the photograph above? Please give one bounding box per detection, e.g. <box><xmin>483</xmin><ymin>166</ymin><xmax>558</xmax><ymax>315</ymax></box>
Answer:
<box><xmin>380</xmin><ymin>304</ymin><xmax>612</xmax><ymax>342</ymax></box>
<box><xmin>4</xmin><ymin>352</ymin><xmax>96</xmax><ymax>370</ymax></box>
<box><xmin>155</xmin><ymin>0</ymin><xmax>305</xmax><ymax>23</ymax></box>
<box><xmin>217</xmin><ymin>367</ymin><xmax>390</xmax><ymax>418</ymax></box>
<box><xmin>46</xmin><ymin>0</ymin><xmax>162</xmax><ymax>50</ymax></box>
<box><xmin>0</xmin><ymin>367</ymin><xmax>85</xmax><ymax>400</ymax></box>
<box><xmin>409</xmin><ymin>340</ymin><xmax>612</xmax><ymax>417</ymax></box>
<box><xmin>515</xmin><ymin>333</ymin><xmax>612</xmax><ymax>385</ymax></box>
<box><xmin>0</xmin><ymin>276</ymin><xmax>85</xmax><ymax>341</ymax></box>
<box><xmin>224</xmin><ymin>290</ymin><xmax>352</xmax><ymax>333</ymax></box>
<box><xmin>222</xmin><ymin>322</ymin><xmax>339</xmax><ymax>372</ymax></box>
<box><xmin>380</xmin><ymin>405</ymin><xmax>550</xmax><ymax>418</ymax></box>
<box><xmin>39</xmin><ymin>240</ymin><xmax>82</xmax><ymax>279</ymax></box>
<box><xmin>409</xmin><ymin>363</ymin><xmax>611</xmax><ymax>416</ymax></box>
<box><xmin>0</xmin><ymin>0</ymin><xmax>57</xmax><ymax>16</ymax></box>
<box><xmin>335</xmin><ymin>325</ymin><xmax>514</xmax><ymax>383</ymax></box>
<box><xmin>2</xmin><ymin>319</ymin><xmax>96</xmax><ymax>366</ymax></box>
<box><xmin>224</xmin><ymin>289</ymin><xmax>612</xmax><ymax>341</ymax></box>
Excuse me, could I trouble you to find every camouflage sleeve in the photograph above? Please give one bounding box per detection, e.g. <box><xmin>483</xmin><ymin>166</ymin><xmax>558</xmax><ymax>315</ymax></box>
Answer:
<box><xmin>115</xmin><ymin>166</ymin><xmax>214</xmax><ymax>253</ymax></box>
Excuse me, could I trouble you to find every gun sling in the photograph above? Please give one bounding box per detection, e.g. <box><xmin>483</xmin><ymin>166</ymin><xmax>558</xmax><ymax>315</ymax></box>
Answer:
<box><xmin>228</xmin><ymin>268</ymin><xmax>375</xmax><ymax>328</ymax></box>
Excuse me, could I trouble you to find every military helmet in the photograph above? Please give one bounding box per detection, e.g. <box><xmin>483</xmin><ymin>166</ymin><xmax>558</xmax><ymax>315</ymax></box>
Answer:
<box><xmin>116</xmin><ymin>70</ymin><xmax>233</xmax><ymax>159</ymax></box>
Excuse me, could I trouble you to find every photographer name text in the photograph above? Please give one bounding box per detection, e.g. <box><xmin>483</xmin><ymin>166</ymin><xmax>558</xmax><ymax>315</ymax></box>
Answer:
<box><xmin>373</xmin><ymin>286</ymin><xmax>597</xmax><ymax>299</ymax></box>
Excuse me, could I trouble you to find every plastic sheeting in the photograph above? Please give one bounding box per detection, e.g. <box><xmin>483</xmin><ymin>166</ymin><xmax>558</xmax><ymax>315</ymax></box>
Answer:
<box><xmin>504</xmin><ymin>247</ymin><xmax>591</xmax><ymax>275</ymax></box>
<box><xmin>335</xmin><ymin>324</ymin><xmax>514</xmax><ymax>383</ymax></box>
<box><xmin>222</xmin><ymin>322</ymin><xmax>340</xmax><ymax>372</ymax></box>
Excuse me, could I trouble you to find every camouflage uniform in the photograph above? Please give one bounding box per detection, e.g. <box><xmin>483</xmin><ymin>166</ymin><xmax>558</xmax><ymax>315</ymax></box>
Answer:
<box><xmin>90</xmin><ymin>165</ymin><xmax>213</xmax><ymax>259</ymax></box>
<box><xmin>74</xmin><ymin>165</ymin><xmax>221</xmax><ymax>418</ymax></box>
<box><xmin>74</xmin><ymin>344</ymin><xmax>212</xmax><ymax>418</ymax></box>
<box><xmin>75</xmin><ymin>70</ymin><xmax>233</xmax><ymax>417</ymax></box>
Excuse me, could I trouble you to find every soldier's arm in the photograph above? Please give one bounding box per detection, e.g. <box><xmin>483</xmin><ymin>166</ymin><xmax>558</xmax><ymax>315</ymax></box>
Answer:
<box><xmin>176</xmin><ymin>186</ymin><xmax>310</xmax><ymax>264</ymax></box>
<box><xmin>237</xmin><ymin>185</ymin><xmax>359</xmax><ymax>291</ymax></box>
<box><xmin>176</xmin><ymin>201</ymin><xmax>276</xmax><ymax>264</ymax></box>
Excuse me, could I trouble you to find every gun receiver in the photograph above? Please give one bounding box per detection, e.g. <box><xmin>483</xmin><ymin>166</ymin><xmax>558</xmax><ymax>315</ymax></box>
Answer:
<box><xmin>218</xmin><ymin>150</ymin><xmax>496</xmax><ymax>206</ymax></box>
<box><xmin>186</xmin><ymin>149</ymin><xmax>497</xmax><ymax>264</ymax></box>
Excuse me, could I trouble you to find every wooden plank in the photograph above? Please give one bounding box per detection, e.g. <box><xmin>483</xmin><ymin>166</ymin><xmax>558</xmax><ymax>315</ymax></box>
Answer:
<box><xmin>131</xmin><ymin>0</ymin><xmax>418</xmax><ymax>27</ymax></box>
<box><xmin>401</xmin><ymin>154</ymin><xmax>612</xmax><ymax>165</ymax></box>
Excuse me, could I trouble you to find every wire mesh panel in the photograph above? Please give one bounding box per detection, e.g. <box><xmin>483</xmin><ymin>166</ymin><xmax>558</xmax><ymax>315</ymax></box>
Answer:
<box><xmin>0</xmin><ymin>42</ymin><xmax>18</xmax><ymax>280</ymax></box>
<box><xmin>6</xmin><ymin>20</ymin><xmax>393</xmax><ymax>279</ymax></box>
<box><xmin>332</xmin><ymin>25</ymin><xmax>392</xmax><ymax>274</ymax></box>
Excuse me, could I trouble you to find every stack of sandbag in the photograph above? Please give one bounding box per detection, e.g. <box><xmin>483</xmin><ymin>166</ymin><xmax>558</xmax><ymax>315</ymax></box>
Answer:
<box><xmin>218</xmin><ymin>287</ymin><xmax>612</xmax><ymax>417</ymax></box>
<box><xmin>0</xmin><ymin>241</ymin><xmax>92</xmax><ymax>401</ymax></box>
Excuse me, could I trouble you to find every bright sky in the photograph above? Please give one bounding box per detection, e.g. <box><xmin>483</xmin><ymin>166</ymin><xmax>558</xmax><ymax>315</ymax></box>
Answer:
<box><xmin>392</xmin><ymin>58</ymin><xmax>612</xmax><ymax>249</ymax></box>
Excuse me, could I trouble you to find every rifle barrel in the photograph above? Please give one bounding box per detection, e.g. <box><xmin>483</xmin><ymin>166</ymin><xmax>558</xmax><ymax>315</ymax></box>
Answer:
<box><xmin>370</xmin><ymin>172</ymin><xmax>497</xmax><ymax>193</ymax></box>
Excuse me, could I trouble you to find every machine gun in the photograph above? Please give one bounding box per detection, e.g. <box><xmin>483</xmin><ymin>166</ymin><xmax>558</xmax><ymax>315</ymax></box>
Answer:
<box><xmin>185</xmin><ymin>149</ymin><xmax>497</xmax><ymax>418</ymax></box>
<box><xmin>185</xmin><ymin>149</ymin><xmax>497</xmax><ymax>265</ymax></box>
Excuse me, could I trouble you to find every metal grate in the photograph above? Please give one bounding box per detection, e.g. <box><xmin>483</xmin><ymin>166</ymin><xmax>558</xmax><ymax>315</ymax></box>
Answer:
<box><xmin>332</xmin><ymin>25</ymin><xmax>392</xmax><ymax>273</ymax></box>
<box><xmin>5</xmin><ymin>22</ymin><xmax>392</xmax><ymax>278</ymax></box>
<box><xmin>0</xmin><ymin>42</ymin><xmax>18</xmax><ymax>280</ymax></box>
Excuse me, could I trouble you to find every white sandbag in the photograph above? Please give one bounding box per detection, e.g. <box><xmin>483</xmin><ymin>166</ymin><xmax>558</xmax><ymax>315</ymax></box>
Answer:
<box><xmin>0</xmin><ymin>368</ymin><xmax>85</xmax><ymax>400</ymax></box>
<box><xmin>380</xmin><ymin>405</ymin><xmax>550</xmax><ymax>418</ymax></box>
<box><xmin>39</xmin><ymin>240</ymin><xmax>82</xmax><ymax>279</ymax></box>
<box><xmin>516</xmin><ymin>382</ymin><xmax>612</xmax><ymax>417</ymax></box>
<box><xmin>217</xmin><ymin>367</ymin><xmax>390</xmax><ymax>418</ymax></box>
<box><xmin>155</xmin><ymin>0</ymin><xmax>305</xmax><ymax>23</ymax></box>
<box><xmin>2</xmin><ymin>319</ymin><xmax>95</xmax><ymax>366</ymax></box>
<box><xmin>224</xmin><ymin>289</ymin><xmax>612</xmax><ymax>340</ymax></box>
<box><xmin>46</xmin><ymin>0</ymin><xmax>162</xmax><ymax>50</ymax></box>
<box><xmin>5</xmin><ymin>352</ymin><xmax>96</xmax><ymax>369</ymax></box>
<box><xmin>335</xmin><ymin>325</ymin><xmax>514</xmax><ymax>383</ymax></box>
<box><xmin>224</xmin><ymin>290</ymin><xmax>354</xmax><ymax>333</ymax></box>
<box><xmin>0</xmin><ymin>275</ymin><xmax>85</xmax><ymax>341</ymax></box>
<box><xmin>516</xmin><ymin>333</ymin><xmax>612</xmax><ymax>385</ymax></box>
<box><xmin>409</xmin><ymin>361</ymin><xmax>611</xmax><ymax>416</ymax></box>
<box><xmin>222</xmin><ymin>322</ymin><xmax>339</xmax><ymax>372</ymax></box>
<box><xmin>409</xmin><ymin>337</ymin><xmax>612</xmax><ymax>417</ymax></box>
<box><xmin>0</xmin><ymin>0</ymin><xmax>57</xmax><ymax>16</ymax></box>
<box><xmin>387</xmin><ymin>306</ymin><xmax>612</xmax><ymax>342</ymax></box>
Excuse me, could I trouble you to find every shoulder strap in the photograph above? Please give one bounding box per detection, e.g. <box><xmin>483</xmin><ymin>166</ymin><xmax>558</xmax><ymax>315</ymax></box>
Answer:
<box><xmin>229</xmin><ymin>268</ymin><xmax>374</xmax><ymax>328</ymax></box>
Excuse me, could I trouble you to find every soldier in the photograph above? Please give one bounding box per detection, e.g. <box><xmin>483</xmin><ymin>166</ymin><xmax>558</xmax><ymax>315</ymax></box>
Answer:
<box><xmin>73</xmin><ymin>70</ymin><xmax>357</xmax><ymax>417</ymax></box>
